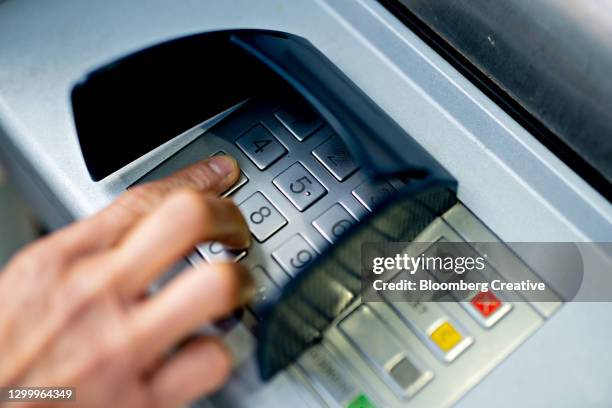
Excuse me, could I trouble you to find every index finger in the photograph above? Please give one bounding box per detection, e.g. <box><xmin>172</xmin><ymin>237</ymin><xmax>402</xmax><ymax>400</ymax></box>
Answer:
<box><xmin>38</xmin><ymin>155</ymin><xmax>241</xmax><ymax>261</ymax></box>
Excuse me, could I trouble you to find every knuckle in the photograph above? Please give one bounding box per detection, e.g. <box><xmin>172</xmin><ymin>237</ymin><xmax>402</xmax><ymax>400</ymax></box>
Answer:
<box><xmin>60</xmin><ymin>272</ymin><xmax>96</xmax><ymax>303</ymax></box>
<box><xmin>80</xmin><ymin>337</ymin><xmax>128</xmax><ymax>378</ymax></box>
<box><xmin>11</xmin><ymin>240</ymin><xmax>64</xmax><ymax>273</ymax></box>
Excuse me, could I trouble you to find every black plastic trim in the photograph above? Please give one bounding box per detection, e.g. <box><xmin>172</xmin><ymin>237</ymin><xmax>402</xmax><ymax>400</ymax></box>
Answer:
<box><xmin>72</xmin><ymin>29</ymin><xmax>451</xmax><ymax>183</ymax></box>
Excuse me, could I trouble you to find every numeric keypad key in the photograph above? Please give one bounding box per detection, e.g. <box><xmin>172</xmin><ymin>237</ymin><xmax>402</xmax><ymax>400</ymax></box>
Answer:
<box><xmin>197</xmin><ymin>241</ymin><xmax>246</xmax><ymax>263</ymax></box>
<box><xmin>312</xmin><ymin>135</ymin><xmax>359</xmax><ymax>181</ymax></box>
<box><xmin>273</xmin><ymin>162</ymin><xmax>327</xmax><ymax>211</ymax></box>
<box><xmin>239</xmin><ymin>192</ymin><xmax>287</xmax><ymax>242</ymax></box>
<box><xmin>274</xmin><ymin>104</ymin><xmax>324</xmax><ymax>142</ymax></box>
<box><xmin>235</xmin><ymin>124</ymin><xmax>286</xmax><ymax>170</ymax></box>
<box><xmin>272</xmin><ymin>234</ymin><xmax>318</xmax><ymax>277</ymax></box>
<box><xmin>352</xmin><ymin>179</ymin><xmax>396</xmax><ymax>212</ymax></box>
<box><xmin>312</xmin><ymin>203</ymin><xmax>356</xmax><ymax>244</ymax></box>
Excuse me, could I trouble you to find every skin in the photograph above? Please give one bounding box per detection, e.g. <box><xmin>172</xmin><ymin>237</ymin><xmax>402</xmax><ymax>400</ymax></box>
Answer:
<box><xmin>0</xmin><ymin>155</ymin><xmax>254</xmax><ymax>408</ymax></box>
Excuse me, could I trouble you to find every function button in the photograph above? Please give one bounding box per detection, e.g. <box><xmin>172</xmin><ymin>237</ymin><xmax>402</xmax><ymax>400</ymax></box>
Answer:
<box><xmin>299</xmin><ymin>344</ymin><xmax>365</xmax><ymax>407</ymax></box>
<box><xmin>212</xmin><ymin>151</ymin><xmax>248</xmax><ymax>197</ymax></box>
<box><xmin>274</xmin><ymin>103</ymin><xmax>324</xmax><ymax>142</ymax></box>
<box><xmin>312</xmin><ymin>135</ymin><xmax>359</xmax><ymax>181</ymax></box>
<box><xmin>429</xmin><ymin>322</ymin><xmax>463</xmax><ymax>353</ymax></box>
<box><xmin>196</xmin><ymin>241</ymin><xmax>246</xmax><ymax>263</ymax></box>
<box><xmin>339</xmin><ymin>305</ymin><xmax>433</xmax><ymax>399</ymax></box>
<box><xmin>467</xmin><ymin>290</ymin><xmax>512</xmax><ymax>328</ymax></box>
<box><xmin>235</xmin><ymin>124</ymin><xmax>286</xmax><ymax>170</ymax></box>
<box><xmin>388</xmin><ymin>358</ymin><xmax>426</xmax><ymax>396</ymax></box>
<box><xmin>271</xmin><ymin>234</ymin><xmax>318</xmax><ymax>277</ymax></box>
<box><xmin>238</xmin><ymin>192</ymin><xmax>287</xmax><ymax>242</ymax></box>
<box><xmin>423</xmin><ymin>241</ymin><xmax>512</xmax><ymax>328</ymax></box>
<box><xmin>383</xmin><ymin>272</ymin><xmax>473</xmax><ymax>363</ymax></box>
<box><xmin>471</xmin><ymin>290</ymin><xmax>501</xmax><ymax>317</ymax></box>
<box><xmin>352</xmin><ymin>179</ymin><xmax>396</xmax><ymax>212</ymax></box>
<box><xmin>312</xmin><ymin>203</ymin><xmax>357</xmax><ymax>244</ymax></box>
<box><xmin>273</xmin><ymin>162</ymin><xmax>327</xmax><ymax>211</ymax></box>
<box><xmin>346</xmin><ymin>394</ymin><xmax>378</xmax><ymax>408</ymax></box>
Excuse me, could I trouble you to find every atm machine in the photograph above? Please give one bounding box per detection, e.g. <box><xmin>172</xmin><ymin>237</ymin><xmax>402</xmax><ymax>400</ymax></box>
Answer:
<box><xmin>1</xmin><ymin>1</ymin><xmax>611</xmax><ymax>407</ymax></box>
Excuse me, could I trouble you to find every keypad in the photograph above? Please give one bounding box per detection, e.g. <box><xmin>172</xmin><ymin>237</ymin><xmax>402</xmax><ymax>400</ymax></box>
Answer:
<box><xmin>139</xmin><ymin>96</ymin><xmax>557</xmax><ymax>408</ymax></box>
<box><xmin>238</xmin><ymin>192</ymin><xmax>287</xmax><ymax>242</ymax></box>
<box><xmin>274</xmin><ymin>103</ymin><xmax>324</xmax><ymax>142</ymax></box>
<box><xmin>352</xmin><ymin>179</ymin><xmax>396</xmax><ymax>212</ymax></box>
<box><xmin>273</xmin><ymin>162</ymin><xmax>327</xmax><ymax>211</ymax></box>
<box><xmin>235</xmin><ymin>124</ymin><xmax>286</xmax><ymax>170</ymax></box>
<box><xmin>312</xmin><ymin>203</ymin><xmax>356</xmax><ymax>244</ymax></box>
<box><xmin>271</xmin><ymin>234</ymin><xmax>318</xmax><ymax>277</ymax></box>
<box><xmin>312</xmin><ymin>135</ymin><xmax>359</xmax><ymax>181</ymax></box>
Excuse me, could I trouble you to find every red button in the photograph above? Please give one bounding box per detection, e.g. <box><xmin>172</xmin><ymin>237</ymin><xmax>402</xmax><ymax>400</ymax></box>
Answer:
<box><xmin>471</xmin><ymin>291</ymin><xmax>502</xmax><ymax>317</ymax></box>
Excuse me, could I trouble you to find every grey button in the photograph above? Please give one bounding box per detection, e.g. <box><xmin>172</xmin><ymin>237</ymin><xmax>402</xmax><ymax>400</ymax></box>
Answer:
<box><xmin>312</xmin><ymin>136</ymin><xmax>359</xmax><ymax>181</ymax></box>
<box><xmin>250</xmin><ymin>265</ymin><xmax>279</xmax><ymax>306</ymax></box>
<box><xmin>273</xmin><ymin>162</ymin><xmax>327</xmax><ymax>211</ymax></box>
<box><xmin>212</xmin><ymin>151</ymin><xmax>249</xmax><ymax>197</ymax></box>
<box><xmin>235</xmin><ymin>124</ymin><xmax>286</xmax><ymax>170</ymax></box>
<box><xmin>196</xmin><ymin>241</ymin><xmax>246</xmax><ymax>263</ymax></box>
<box><xmin>352</xmin><ymin>179</ymin><xmax>396</xmax><ymax>212</ymax></box>
<box><xmin>274</xmin><ymin>104</ymin><xmax>324</xmax><ymax>142</ymax></box>
<box><xmin>272</xmin><ymin>234</ymin><xmax>318</xmax><ymax>276</ymax></box>
<box><xmin>313</xmin><ymin>203</ymin><xmax>356</xmax><ymax>244</ymax></box>
<box><xmin>388</xmin><ymin>358</ymin><xmax>424</xmax><ymax>393</ymax></box>
<box><xmin>339</xmin><ymin>305</ymin><xmax>433</xmax><ymax>399</ymax></box>
<box><xmin>299</xmin><ymin>344</ymin><xmax>359</xmax><ymax>406</ymax></box>
<box><xmin>239</xmin><ymin>192</ymin><xmax>287</xmax><ymax>242</ymax></box>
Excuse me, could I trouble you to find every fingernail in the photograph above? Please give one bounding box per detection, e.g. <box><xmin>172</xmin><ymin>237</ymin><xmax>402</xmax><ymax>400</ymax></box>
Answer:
<box><xmin>208</xmin><ymin>155</ymin><xmax>237</xmax><ymax>178</ymax></box>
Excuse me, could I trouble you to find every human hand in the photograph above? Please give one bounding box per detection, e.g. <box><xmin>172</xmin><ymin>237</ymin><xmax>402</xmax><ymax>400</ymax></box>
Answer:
<box><xmin>0</xmin><ymin>155</ymin><xmax>253</xmax><ymax>407</ymax></box>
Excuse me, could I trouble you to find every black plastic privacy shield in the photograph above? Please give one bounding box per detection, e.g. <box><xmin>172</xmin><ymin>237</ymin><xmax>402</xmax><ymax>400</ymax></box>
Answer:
<box><xmin>257</xmin><ymin>178</ymin><xmax>457</xmax><ymax>380</ymax></box>
<box><xmin>72</xmin><ymin>29</ymin><xmax>446</xmax><ymax>181</ymax></box>
<box><xmin>70</xmin><ymin>29</ymin><xmax>457</xmax><ymax>379</ymax></box>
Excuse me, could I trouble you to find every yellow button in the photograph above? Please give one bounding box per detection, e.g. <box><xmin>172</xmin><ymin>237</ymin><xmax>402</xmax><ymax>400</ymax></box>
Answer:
<box><xmin>430</xmin><ymin>322</ymin><xmax>462</xmax><ymax>352</ymax></box>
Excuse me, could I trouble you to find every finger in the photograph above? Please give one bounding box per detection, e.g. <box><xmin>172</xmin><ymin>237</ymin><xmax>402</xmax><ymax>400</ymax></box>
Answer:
<box><xmin>113</xmin><ymin>189</ymin><xmax>250</xmax><ymax>298</ymax></box>
<box><xmin>29</xmin><ymin>155</ymin><xmax>241</xmax><ymax>262</ymax></box>
<box><xmin>113</xmin><ymin>154</ymin><xmax>240</xmax><ymax>217</ymax></box>
<box><xmin>149</xmin><ymin>337</ymin><xmax>232</xmax><ymax>408</ymax></box>
<box><xmin>130</xmin><ymin>262</ymin><xmax>253</xmax><ymax>366</ymax></box>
